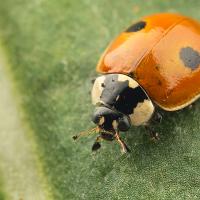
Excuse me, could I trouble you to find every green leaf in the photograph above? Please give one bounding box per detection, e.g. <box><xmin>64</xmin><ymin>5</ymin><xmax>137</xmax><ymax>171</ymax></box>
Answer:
<box><xmin>0</xmin><ymin>0</ymin><xmax>200</xmax><ymax>199</ymax></box>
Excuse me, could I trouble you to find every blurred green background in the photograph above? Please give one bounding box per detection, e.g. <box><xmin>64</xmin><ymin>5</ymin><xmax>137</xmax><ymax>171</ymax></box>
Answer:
<box><xmin>0</xmin><ymin>0</ymin><xmax>200</xmax><ymax>199</ymax></box>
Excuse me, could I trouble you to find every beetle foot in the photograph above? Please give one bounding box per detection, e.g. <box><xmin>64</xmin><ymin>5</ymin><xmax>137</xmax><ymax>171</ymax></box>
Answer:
<box><xmin>149</xmin><ymin>132</ymin><xmax>160</xmax><ymax>142</ymax></box>
<box><xmin>92</xmin><ymin>142</ymin><xmax>101</xmax><ymax>151</ymax></box>
<box><xmin>92</xmin><ymin>135</ymin><xmax>102</xmax><ymax>152</ymax></box>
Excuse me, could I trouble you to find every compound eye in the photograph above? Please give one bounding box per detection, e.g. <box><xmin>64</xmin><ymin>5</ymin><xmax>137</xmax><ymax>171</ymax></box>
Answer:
<box><xmin>91</xmin><ymin>76</ymin><xmax>106</xmax><ymax>105</ymax></box>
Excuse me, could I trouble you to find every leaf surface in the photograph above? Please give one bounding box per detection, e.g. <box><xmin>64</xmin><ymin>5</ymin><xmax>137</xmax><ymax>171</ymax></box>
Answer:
<box><xmin>0</xmin><ymin>0</ymin><xmax>200</xmax><ymax>199</ymax></box>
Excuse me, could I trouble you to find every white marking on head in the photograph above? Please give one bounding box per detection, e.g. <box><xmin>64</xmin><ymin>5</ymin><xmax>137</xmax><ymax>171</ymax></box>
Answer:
<box><xmin>130</xmin><ymin>99</ymin><xmax>155</xmax><ymax>126</ymax></box>
<box><xmin>91</xmin><ymin>76</ymin><xmax>105</xmax><ymax>105</ymax></box>
<box><xmin>99</xmin><ymin>116</ymin><xmax>105</xmax><ymax>125</ymax></box>
<box><xmin>112</xmin><ymin>120</ymin><xmax>118</xmax><ymax>130</ymax></box>
<box><xmin>117</xmin><ymin>74</ymin><xmax>138</xmax><ymax>89</ymax></box>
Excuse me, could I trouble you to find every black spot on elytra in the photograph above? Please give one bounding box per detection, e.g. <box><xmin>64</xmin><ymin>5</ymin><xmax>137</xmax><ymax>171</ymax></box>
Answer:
<box><xmin>180</xmin><ymin>47</ymin><xmax>200</xmax><ymax>70</ymax></box>
<box><xmin>157</xmin><ymin>80</ymin><xmax>162</xmax><ymax>86</ymax></box>
<box><xmin>126</xmin><ymin>21</ymin><xmax>146</xmax><ymax>32</ymax></box>
<box><xmin>155</xmin><ymin>65</ymin><xmax>160</xmax><ymax>70</ymax></box>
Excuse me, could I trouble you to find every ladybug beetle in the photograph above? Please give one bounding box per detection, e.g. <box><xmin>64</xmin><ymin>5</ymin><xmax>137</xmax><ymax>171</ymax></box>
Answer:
<box><xmin>73</xmin><ymin>13</ymin><xmax>200</xmax><ymax>153</ymax></box>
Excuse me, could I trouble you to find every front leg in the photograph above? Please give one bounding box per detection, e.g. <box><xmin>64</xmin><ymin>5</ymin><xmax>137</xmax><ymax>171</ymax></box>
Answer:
<box><xmin>115</xmin><ymin>132</ymin><xmax>130</xmax><ymax>153</ymax></box>
<box><xmin>91</xmin><ymin>132</ymin><xmax>115</xmax><ymax>151</ymax></box>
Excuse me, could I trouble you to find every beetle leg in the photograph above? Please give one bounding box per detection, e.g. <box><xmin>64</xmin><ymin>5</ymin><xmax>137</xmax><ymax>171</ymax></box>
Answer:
<box><xmin>145</xmin><ymin>125</ymin><xmax>160</xmax><ymax>142</ymax></box>
<box><xmin>115</xmin><ymin>132</ymin><xmax>130</xmax><ymax>153</ymax></box>
<box><xmin>73</xmin><ymin>127</ymin><xmax>99</xmax><ymax>140</ymax></box>
<box><xmin>188</xmin><ymin>104</ymin><xmax>193</xmax><ymax>109</ymax></box>
<box><xmin>152</xmin><ymin>111</ymin><xmax>162</xmax><ymax>124</ymax></box>
<box><xmin>92</xmin><ymin>135</ymin><xmax>103</xmax><ymax>151</ymax></box>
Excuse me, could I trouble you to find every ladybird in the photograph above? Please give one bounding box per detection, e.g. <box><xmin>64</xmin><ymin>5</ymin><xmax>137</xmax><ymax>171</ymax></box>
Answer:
<box><xmin>73</xmin><ymin>13</ymin><xmax>200</xmax><ymax>153</ymax></box>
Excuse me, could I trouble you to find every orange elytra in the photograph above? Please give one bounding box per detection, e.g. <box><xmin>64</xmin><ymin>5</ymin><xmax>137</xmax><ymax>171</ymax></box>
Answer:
<box><xmin>97</xmin><ymin>13</ymin><xmax>200</xmax><ymax>111</ymax></box>
<box><xmin>74</xmin><ymin>13</ymin><xmax>200</xmax><ymax>153</ymax></box>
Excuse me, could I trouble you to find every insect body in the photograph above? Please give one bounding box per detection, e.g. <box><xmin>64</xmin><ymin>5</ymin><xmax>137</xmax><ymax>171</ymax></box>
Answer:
<box><xmin>74</xmin><ymin>13</ymin><xmax>200</xmax><ymax>153</ymax></box>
